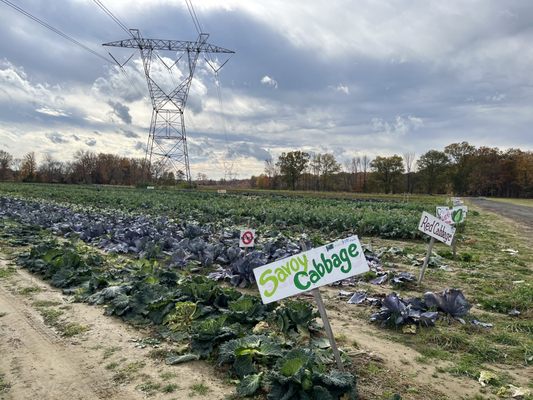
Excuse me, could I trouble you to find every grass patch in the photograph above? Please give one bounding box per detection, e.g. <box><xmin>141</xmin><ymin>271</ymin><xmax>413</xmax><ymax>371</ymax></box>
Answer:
<box><xmin>38</xmin><ymin>307</ymin><xmax>63</xmax><ymax>325</ymax></box>
<box><xmin>32</xmin><ymin>300</ymin><xmax>61</xmax><ymax>308</ymax></box>
<box><xmin>490</xmin><ymin>332</ymin><xmax>521</xmax><ymax>346</ymax></box>
<box><xmin>136</xmin><ymin>380</ymin><xmax>161</xmax><ymax>396</ymax></box>
<box><xmin>159</xmin><ymin>371</ymin><xmax>177</xmax><ymax>381</ymax></box>
<box><xmin>418</xmin><ymin>347</ymin><xmax>452</xmax><ymax>361</ymax></box>
<box><xmin>161</xmin><ymin>383</ymin><xmax>179</xmax><ymax>393</ymax></box>
<box><xmin>18</xmin><ymin>286</ymin><xmax>41</xmax><ymax>296</ymax></box>
<box><xmin>60</xmin><ymin>322</ymin><xmax>89</xmax><ymax>337</ymax></box>
<box><xmin>36</xmin><ymin>307</ymin><xmax>88</xmax><ymax>337</ymax></box>
<box><xmin>189</xmin><ymin>382</ymin><xmax>210</xmax><ymax>396</ymax></box>
<box><xmin>113</xmin><ymin>362</ymin><xmax>145</xmax><ymax>385</ymax></box>
<box><xmin>103</xmin><ymin>346</ymin><xmax>122</xmax><ymax>359</ymax></box>
<box><xmin>147</xmin><ymin>348</ymin><xmax>170</xmax><ymax>360</ymax></box>
<box><xmin>0</xmin><ymin>267</ymin><xmax>16</xmax><ymax>279</ymax></box>
<box><xmin>124</xmin><ymin>361</ymin><xmax>145</xmax><ymax>373</ymax></box>
<box><xmin>0</xmin><ymin>373</ymin><xmax>10</xmax><ymax>393</ymax></box>
<box><xmin>105</xmin><ymin>362</ymin><xmax>119</xmax><ymax>370</ymax></box>
<box><xmin>442</xmin><ymin>354</ymin><xmax>480</xmax><ymax>379</ymax></box>
<box><xmin>477</xmin><ymin>283</ymin><xmax>533</xmax><ymax>313</ymax></box>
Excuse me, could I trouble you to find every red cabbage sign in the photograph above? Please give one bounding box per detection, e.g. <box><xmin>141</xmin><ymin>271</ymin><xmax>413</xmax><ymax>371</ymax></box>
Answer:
<box><xmin>253</xmin><ymin>236</ymin><xmax>369</xmax><ymax>304</ymax></box>
<box><xmin>418</xmin><ymin>212</ymin><xmax>456</xmax><ymax>246</ymax></box>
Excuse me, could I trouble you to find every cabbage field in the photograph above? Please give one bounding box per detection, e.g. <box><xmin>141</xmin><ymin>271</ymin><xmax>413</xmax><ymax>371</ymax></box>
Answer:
<box><xmin>0</xmin><ymin>183</ymin><xmax>531</xmax><ymax>400</ymax></box>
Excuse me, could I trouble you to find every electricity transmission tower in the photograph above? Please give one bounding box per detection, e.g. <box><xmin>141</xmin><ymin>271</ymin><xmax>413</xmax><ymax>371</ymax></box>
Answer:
<box><xmin>103</xmin><ymin>29</ymin><xmax>234</xmax><ymax>183</ymax></box>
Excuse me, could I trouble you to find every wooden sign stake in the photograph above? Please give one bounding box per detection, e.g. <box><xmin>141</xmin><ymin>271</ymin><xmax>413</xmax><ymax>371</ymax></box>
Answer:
<box><xmin>311</xmin><ymin>288</ymin><xmax>344</xmax><ymax>371</ymax></box>
<box><xmin>300</xmin><ymin>241</ymin><xmax>344</xmax><ymax>371</ymax></box>
<box><xmin>418</xmin><ymin>237</ymin><xmax>435</xmax><ymax>284</ymax></box>
<box><xmin>452</xmin><ymin>235</ymin><xmax>457</xmax><ymax>258</ymax></box>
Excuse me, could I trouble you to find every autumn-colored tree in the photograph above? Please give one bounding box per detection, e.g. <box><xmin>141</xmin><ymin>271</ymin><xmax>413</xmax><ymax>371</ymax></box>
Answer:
<box><xmin>20</xmin><ymin>152</ymin><xmax>37</xmax><ymax>182</ymax></box>
<box><xmin>467</xmin><ymin>146</ymin><xmax>502</xmax><ymax>196</ymax></box>
<box><xmin>515</xmin><ymin>151</ymin><xmax>533</xmax><ymax>196</ymax></box>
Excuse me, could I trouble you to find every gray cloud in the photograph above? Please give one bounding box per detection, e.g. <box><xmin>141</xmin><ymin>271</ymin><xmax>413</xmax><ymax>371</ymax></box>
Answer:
<box><xmin>108</xmin><ymin>101</ymin><xmax>132</xmax><ymax>124</ymax></box>
<box><xmin>121</xmin><ymin>129</ymin><xmax>139</xmax><ymax>138</ymax></box>
<box><xmin>45</xmin><ymin>132</ymin><xmax>69</xmax><ymax>144</ymax></box>
<box><xmin>135</xmin><ymin>141</ymin><xmax>146</xmax><ymax>152</ymax></box>
<box><xmin>227</xmin><ymin>142</ymin><xmax>271</xmax><ymax>161</ymax></box>
<box><xmin>85</xmin><ymin>138</ymin><xmax>97</xmax><ymax>147</ymax></box>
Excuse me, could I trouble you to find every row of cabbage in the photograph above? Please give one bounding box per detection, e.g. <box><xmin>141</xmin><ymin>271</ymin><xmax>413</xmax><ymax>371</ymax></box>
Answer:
<box><xmin>0</xmin><ymin>183</ymin><xmax>434</xmax><ymax>239</ymax></box>
<box><xmin>13</xmin><ymin>231</ymin><xmax>357</xmax><ymax>399</ymax></box>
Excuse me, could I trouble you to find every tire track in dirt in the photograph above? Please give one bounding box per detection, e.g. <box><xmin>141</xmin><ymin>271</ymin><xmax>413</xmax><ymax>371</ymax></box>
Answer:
<box><xmin>0</xmin><ymin>284</ymin><xmax>125</xmax><ymax>400</ymax></box>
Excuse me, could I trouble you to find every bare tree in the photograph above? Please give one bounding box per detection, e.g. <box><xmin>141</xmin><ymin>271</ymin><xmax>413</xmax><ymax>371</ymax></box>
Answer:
<box><xmin>20</xmin><ymin>152</ymin><xmax>37</xmax><ymax>182</ymax></box>
<box><xmin>361</xmin><ymin>154</ymin><xmax>370</xmax><ymax>192</ymax></box>
<box><xmin>264</xmin><ymin>158</ymin><xmax>280</xmax><ymax>189</ymax></box>
<box><xmin>403</xmin><ymin>152</ymin><xmax>416</xmax><ymax>193</ymax></box>
<box><xmin>0</xmin><ymin>150</ymin><xmax>13</xmax><ymax>181</ymax></box>
<box><xmin>349</xmin><ymin>156</ymin><xmax>361</xmax><ymax>191</ymax></box>
<box><xmin>39</xmin><ymin>154</ymin><xmax>64</xmax><ymax>183</ymax></box>
<box><xmin>310</xmin><ymin>153</ymin><xmax>322</xmax><ymax>191</ymax></box>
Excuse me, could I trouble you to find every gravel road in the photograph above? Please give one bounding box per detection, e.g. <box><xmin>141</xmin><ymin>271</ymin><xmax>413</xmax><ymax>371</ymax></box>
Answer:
<box><xmin>468</xmin><ymin>198</ymin><xmax>533</xmax><ymax>236</ymax></box>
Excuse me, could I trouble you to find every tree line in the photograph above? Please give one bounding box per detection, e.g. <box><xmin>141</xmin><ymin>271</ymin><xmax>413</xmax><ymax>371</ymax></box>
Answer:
<box><xmin>1</xmin><ymin>142</ymin><xmax>531</xmax><ymax>197</ymax></box>
<box><xmin>0</xmin><ymin>150</ymin><xmax>159</xmax><ymax>186</ymax></box>
<box><xmin>251</xmin><ymin>142</ymin><xmax>533</xmax><ymax>197</ymax></box>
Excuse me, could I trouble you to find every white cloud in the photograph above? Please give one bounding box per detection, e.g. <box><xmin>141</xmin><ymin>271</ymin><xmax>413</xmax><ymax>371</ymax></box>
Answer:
<box><xmin>36</xmin><ymin>107</ymin><xmax>69</xmax><ymax>117</ymax></box>
<box><xmin>335</xmin><ymin>84</ymin><xmax>350</xmax><ymax>95</ymax></box>
<box><xmin>371</xmin><ymin>115</ymin><xmax>424</xmax><ymax>136</ymax></box>
<box><xmin>260</xmin><ymin>75</ymin><xmax>278</xmax><ymax>88</ymax></box>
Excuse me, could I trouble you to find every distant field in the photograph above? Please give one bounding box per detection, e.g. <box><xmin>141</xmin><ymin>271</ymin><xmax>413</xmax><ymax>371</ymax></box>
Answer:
<box><xmin>485</xmin><ymin>197</ymin><xmax>533</xmax><ymax>207</ymax></box>
<box><xmin>200</xmin><ymin>187</ymin><xmax>448</xmax><ymax>204</ymax></box>
<box><xmin>0</xmin><ymin>182</ymin><xmax>444</xmax><ymax>239</ymax></box>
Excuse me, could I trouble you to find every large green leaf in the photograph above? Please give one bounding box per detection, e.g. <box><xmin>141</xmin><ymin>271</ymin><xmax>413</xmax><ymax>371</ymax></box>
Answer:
<box><xmin>279</xmin><ymin>349</ymin><xmax>311</xmax><ymax>377</ymax></box>
<box><xmin>233</xmin><ymin>355</ymin><xmax>255</xmax><ymax>378</ymax></box>
<box><xmin>315</xmin><ymin>369</ymin><xmax>355</xmax><ymax>389</ymax></box>
<box><xmin>236</xmin><ymin>373</ymin><xmax>263</xmax><ymax>397</ymax></box>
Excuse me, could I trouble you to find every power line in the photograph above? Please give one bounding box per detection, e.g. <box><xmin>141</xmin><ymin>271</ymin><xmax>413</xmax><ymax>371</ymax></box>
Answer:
<box><xmin>0</xmin><ymin>0</ymin><xmax>112</xmax><ymax>63</ymax></box>
<box><xmin>92</xmin><ymin>0</ymin><xmax>133</xmax><ymax>38</ymax></box>
<box><xmin>182</xmin><ymin>0</ymin><xmax>234</xmax><ymax>179</ymax></box>
<box><xmin>185</xmin><ymin>0</ymin><xmax>202</xmax><ymax>34</ymax></box>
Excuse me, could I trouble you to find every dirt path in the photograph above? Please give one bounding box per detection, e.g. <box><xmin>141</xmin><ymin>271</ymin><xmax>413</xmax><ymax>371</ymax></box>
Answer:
<box><xmin>468</xmin><ymin>197</ymin><xmax>533</xmax><ymax>238</ymax></box>
<box><xmin>0</xmin><ymin>259</ymin><xmax>232</xmax><ymax>400</ymax></box>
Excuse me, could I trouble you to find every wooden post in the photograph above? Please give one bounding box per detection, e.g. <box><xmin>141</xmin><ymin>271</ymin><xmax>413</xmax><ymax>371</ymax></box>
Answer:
<box><xmin>451</xmin><ymin>235</ymin><xmax>457</xmax><ymax>258</ymax></box>
<box><xmin>312</xmin><ymin>288</ymin><xmax>344</xmax><ymax>371</ymax></box>
<box><xmin>300</xmin><ymin>240</ymin><xmax>344</xmax><ymax>371</ymax></box>
<box><xmin>418</xmin><ymin>237</ymin><xmax>435</xmax><ymax>284</ymax></box>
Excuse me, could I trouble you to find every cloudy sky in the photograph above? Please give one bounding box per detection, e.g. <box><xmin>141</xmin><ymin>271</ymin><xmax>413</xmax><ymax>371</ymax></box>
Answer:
<box><xmin>1</xmin><ymin>0</ymin><xmax>532</xmax><ymax>179</ymax></box>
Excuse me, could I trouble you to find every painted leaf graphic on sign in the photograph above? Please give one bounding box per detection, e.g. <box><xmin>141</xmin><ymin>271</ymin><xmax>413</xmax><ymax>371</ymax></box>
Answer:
<box><xmin>452</xmin><ymin>209</ymin><xmax>463</xmax><ymax>223</ymax></box>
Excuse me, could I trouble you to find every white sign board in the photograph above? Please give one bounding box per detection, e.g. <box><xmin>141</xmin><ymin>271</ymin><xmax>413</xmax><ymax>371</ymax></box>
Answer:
<box><xmin>239</xmin><ymin>229</ymin><xmax>256</xmax><ymax>248</ymax></box>
<box><xmin>418</xmin><ymin>212</ymin><xmax>456</xmax><ymax>246</ymax></box>
<box><xmin>451</xmin><ymin>197</ymin><xmax>463</xmax><ymax>206</ymax></box>
<box><xmin>217</xmin><ymin>189</ymin><xmax>227</xmax><ymax>194</ymax></box>
<box><xmin>253</xmin><ymin>235</ymin><xmax>369</xmax><ymax>304</ymax></box>
<box><xmin>436</xmin><ymin>206</ymin><xmax>453</xmax><ymax>225</ymax></box>
<box><xmin>146</xmin><ymin>186</ymin><xmax>155</xmax><ymax>190</ymax></box>
<box><xmin>451</xmin><ymin>206</ymin><xmax>468</xmax><ymax>224</ymax></box>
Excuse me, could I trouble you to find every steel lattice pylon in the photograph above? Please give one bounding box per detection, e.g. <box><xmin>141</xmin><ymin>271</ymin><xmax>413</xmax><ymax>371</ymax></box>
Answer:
<box><xmin>103</xmin><ymin>29</ymin><xmax>234</xmax><ymax>182</ymax></box>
